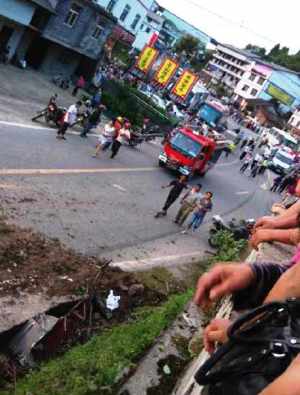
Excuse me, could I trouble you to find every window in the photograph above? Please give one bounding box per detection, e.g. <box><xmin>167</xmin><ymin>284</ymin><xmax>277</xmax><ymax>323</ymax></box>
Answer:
<box><xmin>251</xmin><ymin>88</ymin><xmax>258</xmax><ymax>96</ymax></box>
<box><xmin>257</xmin><ymin>76</ymin><xmax>265</xmax><ymax>85</ymax></box>
<box><xmin>92</xmin><ymin>24</ymin><xmax>104</xmax><ymax>39</ymax></box>
<box><xmin>242</xmin><ymin>85</ymin><xmax>249</xmax><ymax>92</ymax></box>
<box><xmin>249</xmin><ymin>73</ymin><xmax>256</xmax><ymax>81</ymax></box>
<box><xmin>64</xmin><ymin>3</ymin><xmax>82</xmax><ymax>27</ymax></box>
<box><xmin>140</xmin><ymin>23</ymin><xmax>144</xmax><ymax>30</ymax></box>
<box><xmin>119</xmin><ymin>4</ymin><xmax>131</xmax><ymax>22</ymax></box>
<box><xmin>107</xmin><ymin>0</ymin><xmax>118</xmax><ymax>13</ymax></box>
<box><xmin>145</xmin><ymin>27</ymin><xmax>151</xmax><ymax>33</ymax></box>
<box><xmin>131</xmin><ymin>13</ymin><xmax>141</xmax><ymax>30</ymax></box>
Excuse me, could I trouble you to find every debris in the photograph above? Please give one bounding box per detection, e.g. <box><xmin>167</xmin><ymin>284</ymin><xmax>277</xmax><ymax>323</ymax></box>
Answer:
<box><xmin>8</xmin><ymin>314</ymin><xmax>58</xmax><ymax>367</ymax></box>
<box><xmin>106</xmin><ymin>290</ymin><xmax>120</xmax><ymax>311</ymax></box>
<box><xmin>162</xmin><ymin>364</ymin><xmax>171</xmax><ymax>375</ymax></box>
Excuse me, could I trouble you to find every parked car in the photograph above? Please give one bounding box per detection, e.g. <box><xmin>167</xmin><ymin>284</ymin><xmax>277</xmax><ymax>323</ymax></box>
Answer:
<box><xmin>269</xmin><ymin>148</ymin><xmax>296</xmax><ymax>174</ymax></box>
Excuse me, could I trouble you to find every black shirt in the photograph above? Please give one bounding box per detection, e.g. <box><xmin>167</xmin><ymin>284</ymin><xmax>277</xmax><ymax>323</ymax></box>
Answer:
<box><xmin>89</xmin><ymin>108</ymin><xmax>102</xmax><ymax>124</ymax></box>
<box><xmin>169</xmin><ymin>180</ymin><xmax>188</xmax><ymax>197</ymax></box>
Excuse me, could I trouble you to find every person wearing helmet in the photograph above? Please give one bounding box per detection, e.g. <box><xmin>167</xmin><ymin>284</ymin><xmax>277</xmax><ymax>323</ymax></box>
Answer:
<box><xmin>111</xmin><ymin>122</ymin><xmax>131</xmax><ymax>159</ymax></box>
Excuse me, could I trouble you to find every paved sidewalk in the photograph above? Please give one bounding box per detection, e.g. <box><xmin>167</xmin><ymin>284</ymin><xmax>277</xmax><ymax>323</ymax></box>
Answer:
<box><xmin>0</xmin><ymin>65</ymin><xmax>82</xmax><ymax>124</ymax></box>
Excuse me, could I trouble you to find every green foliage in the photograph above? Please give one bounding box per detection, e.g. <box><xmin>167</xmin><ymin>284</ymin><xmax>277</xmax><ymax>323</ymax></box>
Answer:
<box><xmin>175</xmin><ymin>34</ymin><xmax>200</xmax><ymax>58</ymax></box>
<box><xmin>209</xmin><ymin>230</ymin><xmax>247</xmax><ymax>262</ymax></box>
<box><xmin>4</xmin><ymin>291</ymin><xmax>193</xmax><ymax>395</ymax></box>
<box><xmin>245</xmin><ymin>43</ymin><xmax>300</xmax><ymax>72</ymax></box>
<box><xmin>102</xmin><ymin>80</ymin><xmax>175</xmax><ymax>128</ymax></box>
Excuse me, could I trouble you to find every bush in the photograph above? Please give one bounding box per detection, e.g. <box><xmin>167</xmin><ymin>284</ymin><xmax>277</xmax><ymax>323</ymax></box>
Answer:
<box><xmin>209</xmin><ymin>230</ymin><xmax>247</xmax><ymax>262</ymax></box>
<box><xmin>102</xmin><ymin>80</ymin><xmax>176</xmax><ymax>129</ymax></box>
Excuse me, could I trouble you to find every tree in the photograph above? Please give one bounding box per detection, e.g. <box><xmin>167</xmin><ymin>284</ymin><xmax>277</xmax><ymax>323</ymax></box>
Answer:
<box><xmin>175</xmin><ymin>34</ymin><xmax>201</xmax><ymax>59</ymax></box>
<box><xmin>245</xmin><ymin>44</ymin><xmax>266</xmax><ymax>57</ymax></box>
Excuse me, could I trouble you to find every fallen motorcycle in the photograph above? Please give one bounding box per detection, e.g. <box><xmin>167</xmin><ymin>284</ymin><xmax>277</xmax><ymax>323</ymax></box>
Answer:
<box><xmin>32</xmin><ymin>105</ymin><xmax>66</xmax><ymax>127</ymax></box>
<box><xmin>208</xmin><ymin>215</ymin><xmax>255</xmax><ymax>248</ymax></box>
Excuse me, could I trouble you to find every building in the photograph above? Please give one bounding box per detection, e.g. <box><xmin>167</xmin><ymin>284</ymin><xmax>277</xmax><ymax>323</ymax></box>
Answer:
<box><xmin>288</xmin><ymin>108</ymin><xmax>300</xmax><ymax>135</ymax></box>
<box><xmin>0</xmin><ymin>0</ymin><xmax>55</xmax><ymax>61</ymax></box>
<box><xmin>157</xmin><ymin>8</ymin><xmax>211</xmax><ymax>51</ymax></box>
<box><xmin>207</xmin><ymin>43</ymin><xmax>300</xmax><ymax>112</ymax></box>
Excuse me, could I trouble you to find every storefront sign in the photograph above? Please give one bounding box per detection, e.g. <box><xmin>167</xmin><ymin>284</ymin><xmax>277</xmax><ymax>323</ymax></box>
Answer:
<box><xmin>153</xmin><ymin>57</ymin><xmax>178</xmax><ymax>87</ymax></box>
<box><xmin>266</xmin><ymin>83</ymin><xmax>294</xmax><ymax>106</ymax></box>
<box><xmin>172</xmin><ymin>70</ymin><xmax>198</xmax><ymax>100</ymax></box>
<box><xmin>136</xmin><ymin>46</ymin><xmax>158</xmax><ymax>74</ymax></box>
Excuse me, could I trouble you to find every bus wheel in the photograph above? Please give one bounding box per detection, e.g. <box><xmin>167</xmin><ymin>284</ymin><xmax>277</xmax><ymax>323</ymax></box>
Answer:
<box><xmin>158</xmin><ymin>160</ymin><xmax>165</xmax><ymax>167</ymax></box>
<box><xmin>199</xmin><ymin>171</ymin><xmax>206</xmax><ymax>178</ymax></box>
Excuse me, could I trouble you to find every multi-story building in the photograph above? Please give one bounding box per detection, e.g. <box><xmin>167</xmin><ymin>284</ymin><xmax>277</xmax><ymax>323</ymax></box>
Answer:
<box><xmin>288</xmin><ymin>108</ymin><xmax>300</xmax><ymax>134</ymax></box>
<box><xmin>0</xmin><ymin>0</ymin><xmax>55</xmax><ymax>61</ymax></box>
<box><xmin>157</xmin><ymin>8</ymin><xmax>212</xmax><ymax>51</ymax></box>
<box><xmin>207</xmin><ymin>43</ymin><xmax>300</xmax><ymax>112</ymax></box>
<box><xmin>207</xmin><ymin>43</ymin><xmax>258</xmax><ymax>91</ymax></box>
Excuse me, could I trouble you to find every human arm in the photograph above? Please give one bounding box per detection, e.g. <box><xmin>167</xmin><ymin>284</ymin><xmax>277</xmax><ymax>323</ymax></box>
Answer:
<box><xmin>254</xmin><ymin>212</ymin><xmax>300</xmax><ymax>230</ymax></box>
<box><xmin>259</xmin><ymin>355</ymin><xmax>300</xmax><ymax>395</ymax></box>
<box><xmin>250</xmin><ymin>228</ymin><xmax>300</xmax><ymax>250</ymax></box>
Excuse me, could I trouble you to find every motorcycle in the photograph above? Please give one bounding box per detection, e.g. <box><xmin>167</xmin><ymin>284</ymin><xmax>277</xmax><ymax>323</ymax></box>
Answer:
<box><xmin>32</xmin><ymin>104</ymin><xmax>66</xmax><ymax>127</ymax></box>
<box><xmin>52</xmin><ymin>74</ymin><xmax>70</xmax><ymax>90</ymax></box>
<box><xmin>208</xmin><ymin>215</ymin><xmax>255</xmax><ymax>248</ymax></box>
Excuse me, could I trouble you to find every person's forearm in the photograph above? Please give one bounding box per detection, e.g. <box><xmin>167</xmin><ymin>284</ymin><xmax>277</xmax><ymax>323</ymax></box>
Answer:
<box><xmin>273</xmin><ymin>213</ymin><xmax>299</xmax><ymax>229</ymax></box>
<box><xmin>263</xmin><ymin>228</ymin><xmax>300</xmax><ymax>246</ymax></box>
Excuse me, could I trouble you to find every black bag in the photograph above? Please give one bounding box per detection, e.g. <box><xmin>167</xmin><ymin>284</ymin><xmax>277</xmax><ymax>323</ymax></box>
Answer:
<box><xmin>195</xmin><ymin>299</ymin><xmax>300</xmax><ymax>395</ymax></box>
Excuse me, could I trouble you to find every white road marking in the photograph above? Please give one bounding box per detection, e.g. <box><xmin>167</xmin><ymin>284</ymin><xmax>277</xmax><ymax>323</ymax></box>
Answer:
<box><xmin>216</xmin><ymin>159</ymin><xmax>238</xmax><ymax>167</ymax></box>
<box><xmin>0</xmin><ymin>167</ymin><xmax>157</xmax><ymax>177</ymax></box>
<box><xmin>112</xmin><ymin>184</ymin><xmax>127</xmax><ymax>192</ymax></box>
<box><xmin>0</xmin><ymin>120</ymin><xmax>99</xmax><ymax>137</ymax></box>
<box><xmin>110</xmin><ymin>251</ymin><xmax>204</xmax><ymax>271</ymax></box>
<box><xmin>236</xmin><ymin>191</ymin><xmax>249</xmax><ymax>195</ymax></box>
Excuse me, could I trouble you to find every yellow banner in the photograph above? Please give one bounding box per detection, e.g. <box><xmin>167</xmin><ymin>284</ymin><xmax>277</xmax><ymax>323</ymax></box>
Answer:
<box><xmin>172</xmin><ymin>70</ymin><xmax>198</xmax><ymax>99</ymax></box>
<box><xmin>154</xmin><ymin>58</ymin><xmax>178</xmax><ymax>86</ymax></box>
<box><xmin>136</xmin><ymin>46</ymin><xmax>158</xmax><ymax>74</ymax></box>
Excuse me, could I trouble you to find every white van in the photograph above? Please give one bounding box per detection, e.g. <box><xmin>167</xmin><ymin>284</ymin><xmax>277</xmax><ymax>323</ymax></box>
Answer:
<box><xmin>269</xmin><ymin>149</ymin><xmax>295</xmax><ymax>174</ymax></box>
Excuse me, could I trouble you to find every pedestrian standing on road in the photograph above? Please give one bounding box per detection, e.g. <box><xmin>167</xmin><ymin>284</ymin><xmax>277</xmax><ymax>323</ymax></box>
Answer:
<box><xmin>155</xmin><ymin>176</ymin><xmax>188</xmax><ymax>218</ymax></box>
<box><xmin>110</xmin><ymin>123</ymin><xmax>131</xmax><ymax>159</ymax></box>
<box><xmin>93</xmin><ymin>120</ymin><xmax>116</xmax><ymax>157</ymax></box>
<box><xmin>240</xmin><ymin>138</ymin><xmax>248</xmax><ymax>150</ymax></box>
<box><xmin>240</xmin><ymin>152</ymin><xmax>253</xmax><ymax>173</ymax></box>
<box><xmin>182</xmin><ymin>192</ymin><xmax>213</xmax><ymax>234</ymax></box>
<box><xmin>174</xmin><ymin>184</ymin><xmax>203</xmax><ymax>226</ymax></box>
<box><xmin>56</xmin><ymin>101</ymin><xmax>82</xmax><ymax>140</ymax></box>
<box><xmin>72</xmin><ymin>75</ymin><xmax>85</xmax><ymax>96</ymax></box>
<box><xmin>80</xmin><ymin>104</ymin><xmax>106</xmax><ymax>138</ymax></box>
<box><xmin>91</xmin><ymin>88</ymin><xmax>102</xmax><ymax>108</ymax></box>
<box><xmin>239</xmin><ymin>145</ymin><xmax>250</xmax><ymax>160</ymax></box>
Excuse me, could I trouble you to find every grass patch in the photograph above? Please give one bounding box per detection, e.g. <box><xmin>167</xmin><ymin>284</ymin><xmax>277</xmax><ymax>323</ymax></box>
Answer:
<box><xmin>2</xmin><ymin>290</ymin><xmax>193</xmax><ymax>395</ymax></box>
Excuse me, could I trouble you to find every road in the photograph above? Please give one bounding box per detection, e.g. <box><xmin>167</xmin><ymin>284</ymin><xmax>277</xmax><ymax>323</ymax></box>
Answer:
<box><xmin>0</xmin><ymin>121</ymin><xmax>278</xmax><ymax>268</ymax></box>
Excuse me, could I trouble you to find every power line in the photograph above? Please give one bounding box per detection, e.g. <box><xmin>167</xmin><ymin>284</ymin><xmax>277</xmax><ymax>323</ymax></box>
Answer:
<box><xmin>179</xmin><ymin>0</ymin><xmax>277</xmax><ymax>45</ymax></box>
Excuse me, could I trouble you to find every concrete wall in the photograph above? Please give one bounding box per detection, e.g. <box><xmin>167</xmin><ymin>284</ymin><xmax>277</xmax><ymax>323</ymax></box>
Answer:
<box><xmin>259</xmin><ymin>70</ymin><xmax>300</xmax><ymax>111</ymax></box>
<box><xmin>97</xmin><ymin>0</ymin><xmax>154</xmax><ymax>35</ymax></box>
<box><xmin>0</xmin><ymin>0</ymin><xmax>35</xmax><ymax>26</ymax></box>
<box><xmin>43</xmin><ymin>0</ymin><xmax>114</xmax><ymax>60</ymax></box>
<box><xmin>40</xmin><ymin>42</ymin><xmax>81</xmax><ymax>76</ymax></box>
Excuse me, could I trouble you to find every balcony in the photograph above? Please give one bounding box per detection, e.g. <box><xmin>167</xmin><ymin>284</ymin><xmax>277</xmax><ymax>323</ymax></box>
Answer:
<box><xmin>209</xmin><ymin>60</ymin><xmax>244</xmax><ymax>80</ymax></box>
<box><xmin>214</xmin><ymin>53</ymin><xmax>248</xmax><ymax>71</ymax></box>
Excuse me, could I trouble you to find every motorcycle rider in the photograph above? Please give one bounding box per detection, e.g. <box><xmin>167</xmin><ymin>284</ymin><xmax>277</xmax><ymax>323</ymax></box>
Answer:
<box><xmin>57</xmin><ymin>101</ymin><xmax>82</xmax><ymax>140</ymax></box>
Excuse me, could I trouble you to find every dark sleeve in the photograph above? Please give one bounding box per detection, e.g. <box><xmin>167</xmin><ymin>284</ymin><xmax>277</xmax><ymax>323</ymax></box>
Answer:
<box><xmin>233</xmin><ymin>262</ymin><xmax>289</xmax><ymax>311</ymax></box>
<box><xmin>170</xmin><ymin>180</ymin><xmax>176</xmax><ymax>187</ymax></box>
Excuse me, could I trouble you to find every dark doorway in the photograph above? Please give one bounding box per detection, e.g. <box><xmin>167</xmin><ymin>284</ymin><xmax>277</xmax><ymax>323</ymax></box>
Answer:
<box><xmin>75</xmin><ymin>56</ymin><xmax>97</xmax><ymax>80</ymax></box>
<box><xmin>25</xmin><ymin>36</ymin><xmax>48</xmax><ymax>69</ymax></box>
<box><xmin>0</xmin><ymin>26</ymin><xmax>13</xmax><ymax>51</ymax></box>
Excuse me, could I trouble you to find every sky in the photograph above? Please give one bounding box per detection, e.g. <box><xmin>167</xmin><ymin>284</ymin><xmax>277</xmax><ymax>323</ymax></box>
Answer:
<box><xmin>158</xmin><ymin>0</ymin><xmax>299</xmax><ymax>54</ymax></box>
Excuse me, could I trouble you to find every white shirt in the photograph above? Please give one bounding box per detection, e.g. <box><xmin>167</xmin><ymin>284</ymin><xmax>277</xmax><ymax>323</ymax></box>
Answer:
<box><xmin>103</xmin><ymin>124</ymin><xmax>115</xmax><ymax>141</ymax></box>
<box><xmin>64</xmin><ymin>104</ymin><xmax>78</xmax><ymax>124</ymax></box>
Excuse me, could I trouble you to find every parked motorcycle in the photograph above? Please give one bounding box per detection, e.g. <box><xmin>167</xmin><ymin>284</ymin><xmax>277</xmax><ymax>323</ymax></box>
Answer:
<box><xmin>208</xmin><ymin>215</ymin><xmax>255</xmax><ymax>248</ymax></box>
<box><xmin>32</xmin><ymin>104</ymin><xmax>66</xmax><ymax>126</ymax></box>
<box><xmin>52</xmin><ymin>74</ymin><xmax>70</xmax><ymax>90</ymax></box>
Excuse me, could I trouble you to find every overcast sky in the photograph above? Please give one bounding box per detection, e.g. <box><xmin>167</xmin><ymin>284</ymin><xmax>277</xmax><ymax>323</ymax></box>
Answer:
<box><xmin>158</xmin><ymin>0</ymin><xmax>299</xmax><ymax>54</ymax></box>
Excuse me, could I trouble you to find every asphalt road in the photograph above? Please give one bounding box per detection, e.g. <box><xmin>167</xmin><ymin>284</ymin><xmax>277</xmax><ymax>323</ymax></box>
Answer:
<box><xmin>0</xmin><ymin>121</ymin><xmax>278</xmax><ymax>266</ymax></box>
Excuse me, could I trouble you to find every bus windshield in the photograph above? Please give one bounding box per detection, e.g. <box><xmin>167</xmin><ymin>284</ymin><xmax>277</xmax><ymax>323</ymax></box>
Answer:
<box><xmin>198</xmin><ymin>103</ymin><xmax>223</xmax><ymax>126</ymax></box>
<box><xmin>170</xmin><ymin>132</ymin><xmax>202</xmax><ymax>158</ymax></box>
<box><xmin>275</xmin><ymin>153</ymin><xmax>294</xmax><ymax>166</ymax></box>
